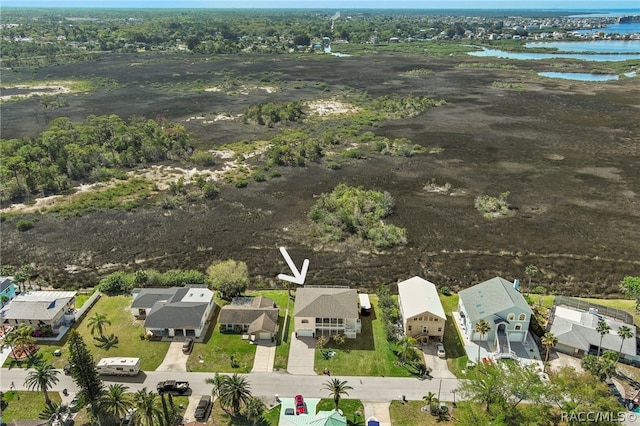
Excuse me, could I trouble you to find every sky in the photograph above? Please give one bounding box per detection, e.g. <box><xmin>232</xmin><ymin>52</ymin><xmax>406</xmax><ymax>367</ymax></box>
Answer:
<box><xmin>1</xmin><ymin>0</ymin><xmax>639</xmax><ymax>9</ymax></box>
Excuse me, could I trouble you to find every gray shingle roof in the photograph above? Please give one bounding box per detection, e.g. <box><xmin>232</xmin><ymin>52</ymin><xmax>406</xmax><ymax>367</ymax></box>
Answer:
<box><xmin>0</xmin><ymin>291</ymin><xmax>76</xmax><ymax>322</ymax></box>
<box><xmin>294</xmin><ymin>288</ymin><xmax>358</xmax><ymax>319</ymax></box>
<box><xmin>144</xmin><ymin>302</ymin><xmax>208</xmax><ymax>328</ymax></box>
<box><xmin>458</xmin><ymin>277</ymin><xmax>532</xmax><ymax>323</ymax></box>
<box><xmin>1</xmin><ymin>277</ymin><xmax>14</xmax><ymax>293</ymax></box>
<box><xmin>131</xmin><ymin>287</ymin><xmax>186</xmax><ymax>309</ymax></box>
<box><xmin>218</xmin><ymin>296</ymin><xmax>278</xmax><ymax>328</ymax></box>
<box><xmin>247</xmin><ymin>313</ymin><xmax>278</xmax><ymax>334</ymax></box>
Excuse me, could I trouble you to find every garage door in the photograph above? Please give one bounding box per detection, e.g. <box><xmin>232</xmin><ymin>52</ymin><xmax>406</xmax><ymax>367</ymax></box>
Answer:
<box><xmin>258</xmin><ymin>332</ymin><xmax>271</xmax><ymax>340</ymax></box>
<box><xmin>297</xmin><ymin>329</ymin><xmax>314</xmax><ymax>337</ymax></box>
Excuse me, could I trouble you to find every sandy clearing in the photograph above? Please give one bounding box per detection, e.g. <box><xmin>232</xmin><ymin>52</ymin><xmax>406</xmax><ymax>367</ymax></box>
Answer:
<box><xmin>306</xmin><ymin>99</ymin><xmax>359</xmax><ymax>116</ymax></box>
<box><xmin>0</xmin><ymin>83</ymin><xmax>72</xmax><ymax>101</ymax></box>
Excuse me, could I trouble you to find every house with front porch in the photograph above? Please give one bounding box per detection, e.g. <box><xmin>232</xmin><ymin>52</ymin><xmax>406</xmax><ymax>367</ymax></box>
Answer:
<box><xmin>458</xmin><ymin>277</ymin><xmax>532</xmax><ymax>359</ymax></box>
<box><xmin>397</xmin><ymin>276</ymin><xmax>446</xmax><ymax>343</ymax></box>
<box><xmin>131</xmin><ymin>286</ymin><xmax>215</xmax><ymax>339</ymax></box>
<box><xmin>294</xmin><ymin>287</ymin><xmax>361</xmax><ymax>339</ymax></box>
<box><xmin>0</xmin><ymin>290</ymin><xmax>76</xmax><ymax>336</ymax></box>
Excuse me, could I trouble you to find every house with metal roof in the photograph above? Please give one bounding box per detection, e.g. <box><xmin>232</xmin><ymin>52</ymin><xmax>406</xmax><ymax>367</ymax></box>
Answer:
<box><xmin>398</xmin><ymin>276</ymin><xmax>446</xmax><ymax>343</ymax></box>
<box><xmin>131</xmin><ymin>286</ymin><xmax>215</xmax><ymax>339</ymax></box>
<box><xmin>294</xmin><ymin>287</ymin><xmax>361</xmax><ymax>339</ymax></box>
<box><xmin>218</xmin><ymin>296</ymin><xmax>279</xmax><ymax>340</ymax></box>
<box><xmin>0</xmin><ymin>290</ymin><xmax>76</xmax><ymax>336</ymax></box>
<box><xmin>458</xmin><ymin>277</ymin><xmax>532</xmax><ymax>357</ymax></box>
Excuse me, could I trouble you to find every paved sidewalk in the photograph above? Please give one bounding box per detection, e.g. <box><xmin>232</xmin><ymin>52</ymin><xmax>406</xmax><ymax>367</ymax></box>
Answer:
<box><xmin>156</xmin><ymin>341</ymin><xmax>188</xmax><ymax>372</ymax></box>
<box><xmin>287</xmin><ymin>333</ymin><xmax>316</xmax><ymax>375</ymax></box>
<box><xmin>363</xmin><ymin>401</ymin><xmax>391</xmax><ymax>426</ymax></box>
<box><xmin>252</xmin><ymin>341</ymin><xmax>276</xmax><ymax>372</ymax></box>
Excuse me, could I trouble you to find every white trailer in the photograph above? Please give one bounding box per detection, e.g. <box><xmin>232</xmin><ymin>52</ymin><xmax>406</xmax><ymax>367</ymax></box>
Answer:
<box><xmin>97</xmin><ymin>357</ymin><xmax>141</xmax><ymax>376</ymax></box>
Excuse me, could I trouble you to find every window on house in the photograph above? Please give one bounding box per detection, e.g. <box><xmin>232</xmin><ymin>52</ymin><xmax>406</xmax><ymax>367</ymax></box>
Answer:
<box><xmin>518</xmin><ymin>314</ymin><xmax>526</xmax><ymax>321</ymax></box>
<box><xmin>422</xmin><ymin>326</ymin><xmax>427</xmax><ymax>333</ymax></box>
<box><xmin>226</xmin><ymin>324</ymin><xmax>233</xmax><ymax>331</ymax></box>
<box><xmin>515</xmin><ymin>324</ymin><xmax>522</xmax><ymax>331</ymax></box>
<box><xmin>437</xmin><ymin>327</ymin><xmax>442</xmax><ymax>332</ymax></box>
<box><xmin>301</xmin><ymin>319</ymin><xmax>309</xmax><ymax>324</ymax></box>
<box><xmin>507</xmin><ymin>313</ymin><xmax>515</xmax><ymax>321</ymax></box>
<box><xmin>408</xmin><ymin>325</ymin><xmax>412</xmax><ymax>332</ymax></box>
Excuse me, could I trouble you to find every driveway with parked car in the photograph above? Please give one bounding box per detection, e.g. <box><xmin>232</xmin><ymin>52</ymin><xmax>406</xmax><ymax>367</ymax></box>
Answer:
<box><xmin>156</xmin><ymin>341</ymin><xmax>189</xmax><ymax>372</ymax></box>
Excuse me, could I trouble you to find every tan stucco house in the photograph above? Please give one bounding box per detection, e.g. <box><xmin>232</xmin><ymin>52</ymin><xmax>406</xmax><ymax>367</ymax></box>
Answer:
<box><xmin>397</xmin><ymin>276</ymin><xmax>446</xmax><ymax>342</ymax></box>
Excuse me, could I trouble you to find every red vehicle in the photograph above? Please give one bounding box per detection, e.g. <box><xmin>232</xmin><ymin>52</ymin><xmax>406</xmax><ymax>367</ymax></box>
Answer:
<box><xmin>295</xmin><ymin>394</ymin><xmax>306</xmax><ymax>415</ymax></box>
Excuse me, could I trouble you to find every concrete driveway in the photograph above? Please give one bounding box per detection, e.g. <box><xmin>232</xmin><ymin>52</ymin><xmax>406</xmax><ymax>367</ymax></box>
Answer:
<box><xmin>287</xmin><ymin>333</ymin><xmax>316</xmax><ymax>375</ymax></box>
<box><xmin>420</xmin><ymin>342</ymin><xmax>456</xmax><ymax>379</ymax></box>
<box><xmin>252</xmin><ymin>341</ymin><xmax>276</xmax><ymax>373</ymax></box>
<box><xmin>363</xmin><ymin>402</ymin><xmax>391</xmax><ymax>426</ymax></box>
<box><xmin>156</xmin><ymin>341</ymin><xmax>189</xmax><ymax>372</ymax></box>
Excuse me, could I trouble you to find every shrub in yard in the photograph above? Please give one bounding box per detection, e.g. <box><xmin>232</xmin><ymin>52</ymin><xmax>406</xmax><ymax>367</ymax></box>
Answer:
<box><xmin>98</xmin><ymin>271</ymin><xmax>134</xmax><ymax>295</ymax></box>
<box><xmin>440</xmin><ymin>286</ymin><xmax>451</xmax><ymax>296</ymax></box>
<box><xmin>16</xmin><ymin>219</ymin><xmax>34</xmax><ymax>231</ymax></box>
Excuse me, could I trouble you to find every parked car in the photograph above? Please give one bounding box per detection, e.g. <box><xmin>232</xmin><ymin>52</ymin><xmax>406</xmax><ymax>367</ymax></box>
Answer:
<box><xmin>194</xmin><ymin>395</ymin><xmax>212</xmax><ymax>420</ymax></box>
<box><xmin>182</xmin><ymin>337</ymin><xmax>194</xmax><ymax>354</ymax></box>
<box><xmin>436</xmin><ymin>343</ymin><xmax>446</xmax><ymax>358</ymax></box>
<box><xmin>295</xmin><ymin>394</ymin><xmax>306</xmax><ymax>415</ymax></box>
<box><xmin>63</xmin><ymin>364</ymin><xmax>74</xmax><ymax>375</ymax></box>
<box><xmin>69</xmin><ymin>395</ymin><xmax>80</xmax><ymax>410</ymax></box>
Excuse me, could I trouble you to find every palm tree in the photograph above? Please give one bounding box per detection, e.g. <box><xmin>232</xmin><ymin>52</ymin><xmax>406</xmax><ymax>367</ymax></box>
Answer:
<box><xmin>395</xmin><ymin>335</ymin><xmax>418</xmax><ymax>364</ymax></box>
<box><xmin>10</xmin><ymin>323</ymin><xmax>37</xmax><ymax>360</ymax></box>
<box><xmin>617</xmin><ymin>325</ymin><xmax>633</xmax><ymax>362</ymax></box>
<box><xmin>205</xmin><ymin>372</ymin><xmax>225</xmax><ymax>401</ymax></box>
<box><xmin>596</xmin><ymin>319</ymin><xmax>611</xmax><ymax>357</ymax></box>
<box><xmin>99</xmin><ymin>384</ymin><xmax>132</xmax><ymax>423</ymax></box>
<box><xmin>23</xmin><ymin>363</ymin><xmax>60</xmax><ymax>405</ymax></box>
<box><xmin>524</xmin><ymin>264</ymin><xmax>538</xmax><ymax>295</ymax></box>
<box><xmin>244</xmin><ymin>397</ymin><xmax>265</xmax><ymax>426</ymax></box>
<box><xmin>87</xmin><ymin>313</ymin><xmax>111</xmax><ymax>338</ymax></box>
<box><xmin>220</xmin><ymin>373</ymin><xmax>252</xmax><ymax>415</ymax></box>
<box><xmin>541</xmin><ymin>332</ymin><xmax>558</xmax><ymax>373</ymax></box>
<box><xmin>423</xmin><ymin>391</ymin><xmax>438</xmax><ymax>413</ymax></box>
<box><xmin>132</xmin><ymin>388</ymin><xmax>162</xmax><ymax>426</ymax></box>
<box><xmin>322</xmin><ymin>378</ymin><xmax>353</xmax><ymax>413</ymax></box>
<box><xmin>474</xmin><ymin>320</ymin><xmax>491</xmax><ymax>364</ymax></box>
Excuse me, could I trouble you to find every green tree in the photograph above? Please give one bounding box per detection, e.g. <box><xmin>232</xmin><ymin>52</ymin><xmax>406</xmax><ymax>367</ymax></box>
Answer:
<box><xmin>596</xmin><ymin>319</ymin><xmax>611</xmax><ymax>357</ymax></box>
<box><xmin>581</xmin><ymin>353</ymin><xmax>617</xmax><ymax>381</ymax></box>
<box><xmin>207</xmin><ymin>259</ymin><xmax>249</xmax><ymax>300</ymax></box>
<box><xmin>244</xmin><ymin>396</ymin><xmax>265</xmax><ymax>426</ymax></box>
<box><xmin>99</xmin><ymin>384</ymin><xmax>132</xmax><ymax>423</ymax></box>
<box><xmin>474</xmin><ymin>320</ymin><xmax>491</xmax><ymax>363</ymax></box>
<box><xmin>541</xmin><ymin>332</ymin><xmax>558</xmax><ymax>370</ymax></box>
<box><xmin>617</xmin><ymin>325</ymin><xmax>633</xmax><ymax>362</ymax></box>
<box><xmin>87</xmin><ymin>312</ymin><xmax>111</xmax><ymax>338</ymax></box>
<box><xmin>206</xmin><ymin>372</ymin><xmax>226</xmax><ymax>401</ymax></box>
<box><xmin>68</xmin><ymin>330</ymin><xmax>104</xmax><ymax>403</ymax></box>
<box><xmin>621</xmin><ymin>276</ymin><xmax>640</xmax><ymax>311</ymax></box>
<box><xmin>524</xmin><ymin>264</ymin><xmax>538</xmax><ymax>295</ymax></box>
<box><xmin>7</xmin><ymin>323</ymin><xmax>37</xmax><ymax>360</ymax></box>
<box><xmin>219</xmin><ymin>373</ymin><xmax>252</xmax><ymax>415</ymax></box>
<box><xmin>23</xmin><ymin>363</ymin><xmax>60</xmax><ymax>405</ymax></box>
<box><xmin>456</xmin><ymin>362</ymin><xmax>505</xmax><ymax>413</ymax></box>
<box><xmin>132</xmin><ymin>388</ymin><xmax>162</xmax><ymax>426</ymax></box>
<box><xmin>322</xmin><ymin>378</ymin><xmax>353</xmax><ymax>412</ymax></box>
<box><xmin>394</xmin><ymin>335</ymin><xmax>418</xmax><ymax>364</ymax></box>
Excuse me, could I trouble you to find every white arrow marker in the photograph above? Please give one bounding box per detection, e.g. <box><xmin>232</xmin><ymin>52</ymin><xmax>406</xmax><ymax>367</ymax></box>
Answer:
<box><xmin>278</xmin><ymin>246</ymin><xmax>309</xmax><ymax>285</ymax></box>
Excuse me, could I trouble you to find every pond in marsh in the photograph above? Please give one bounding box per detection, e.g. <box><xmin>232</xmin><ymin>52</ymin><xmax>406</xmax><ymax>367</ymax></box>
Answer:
<box><xmin>538</xmin><ymin>72</ymin><xmax>620</xmax><ymax>81</ymax></box>
<box><xmin>468</xmin><ymin>46</ymin><xmax>640</xmax><ymax>62</ymax></box>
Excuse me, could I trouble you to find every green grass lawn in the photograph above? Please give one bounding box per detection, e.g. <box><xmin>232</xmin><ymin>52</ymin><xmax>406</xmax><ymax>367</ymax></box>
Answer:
<box><xmin>439</xmin><ymin>294</ymin><xmax>468</xmax><ymax>377</ymax></box>
<box><xmin>1</xmin><ymin>391</ymin><xmax>62</xmax><ymax>423</ymax></box>
<box><xmin>8</xmin><ymin>295</ymin><xmax>170</xmax><ymax>371</ymax></box>
<box><xmin>389</xmin><ymin>400</ymin><xmax>454</xmax><ymax>426</ymax></box>
<box><xmin>314</xmin><ymin>296</ymin><xmax>420</xmax><ymax>377</ymax></box>
<box><xmin>317</xmin><ymin>399</ymin><xmax>365</xmax><ymax>426</ymax></box>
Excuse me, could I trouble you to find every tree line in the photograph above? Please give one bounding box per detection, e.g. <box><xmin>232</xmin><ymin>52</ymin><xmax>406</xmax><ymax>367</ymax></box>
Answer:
<box><xmin>0</xmin><ymin>115</ymin><xmax>192</xmax><ymax>202</ymax></box>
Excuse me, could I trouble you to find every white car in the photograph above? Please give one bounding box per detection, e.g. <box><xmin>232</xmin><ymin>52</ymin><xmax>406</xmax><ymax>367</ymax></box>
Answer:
<box><xmin>436</xmin><ymin>343</ymin><xmax>446</xmax><ymax>358</ymax></box>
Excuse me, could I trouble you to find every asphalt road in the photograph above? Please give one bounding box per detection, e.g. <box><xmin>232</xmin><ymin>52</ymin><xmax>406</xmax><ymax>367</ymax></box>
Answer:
<box><xmin>0</xmin><ymin>368</ymin><xmax>461</xmax><ymax>403</ymax></box>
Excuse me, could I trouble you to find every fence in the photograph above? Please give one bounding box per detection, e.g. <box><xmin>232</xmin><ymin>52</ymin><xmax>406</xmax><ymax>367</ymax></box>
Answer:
<box><xmin>74</xmin><ymin>290</ymin><xmax>102</xmax><ymax>322</ymax></box>
<box><xmin>553</xmin><ymin>295</ymin><xmax>634</xmax><ymax>325</ymax></box>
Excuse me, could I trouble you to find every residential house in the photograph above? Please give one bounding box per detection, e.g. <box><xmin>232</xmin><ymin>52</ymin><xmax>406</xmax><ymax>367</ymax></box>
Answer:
<box><xmin>294</xmin><ymin>287</ymin><xmax>361</xmax><ymax>338</ymax></box>
<box><xmin>0</xmin><ymin>291</ymin><xmax>76</xmax><ymax>335</ymax></box>
<box><xmin>458</xmin><ymin>277</ymin><xmax>532</xmax><ymax>358</ymax></box>
<box><xmin>0</xmin><ymin>276</ymin><xmax>17</xmax><ymax>307</ymax></box>
<box><xmin>131</xmin><ymin>286</ymin><xmax>215</xmax><ymax>339</ymax></box>
<box><xmin>218</xmin><ymin>296</ymin><xmax>279</xmax><ymax>340</ymax></box>
<box><xmin>397</xmin><ymin>276</ymin><xmax>446</xmax><ymax>343</ymax></box>
<box><xmin>548</xmin><ymin>300</ymin><xmax>637</xmax><ymax>359</ymax></box>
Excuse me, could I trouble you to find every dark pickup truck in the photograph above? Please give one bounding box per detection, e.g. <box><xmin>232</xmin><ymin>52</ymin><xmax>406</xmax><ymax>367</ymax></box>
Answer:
<box><xmin>194</xmin><ymin>395</ymin><xmax>212</xmax><ymax>420</ymax></box>
<box><xmin>156</xmin><ymin>380</ymin><xmax>190</xmax><ymax>394</ymax></box>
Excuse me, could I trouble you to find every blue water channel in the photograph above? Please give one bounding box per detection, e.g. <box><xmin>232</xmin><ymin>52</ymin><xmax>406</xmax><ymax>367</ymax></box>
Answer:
<box><xmin>468</xmin><ymin>47</ymin><xmax>640</xmax><ymax>62</ymax></box>
<box><xmin>526</xmin><ymin>40</ymin><xmax>640</xmax><ymax>54</ymax></box>
<box><xmin>538</xmin><ymin>72</ymin><xmax>619</xmax><ymax>81</ymax></box>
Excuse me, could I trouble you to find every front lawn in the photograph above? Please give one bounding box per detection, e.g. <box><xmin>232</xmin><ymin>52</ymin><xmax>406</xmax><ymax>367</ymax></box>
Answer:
<box><xmin>314</xmin><ymin>296</ymin><xmax>420</xmax><ymax>377</ymax></box>
<box><xmin>389</xmin><ymin>400</ymin><xmax>455</xmax><ymax>426</ymax></box>
<box><xmin>317</xmin><ymin>399</ymin><xmax>365</xmax><ymax>426</ymax></box>
<box><xmin>17</xmin><ymin>295</ymin><xmax>170</xmax><ymax>371</ymax></box>
<box><xmin>1</xmin><ymin>391</ymin><xmax>62</xmax><ymax>423</ymax></box>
